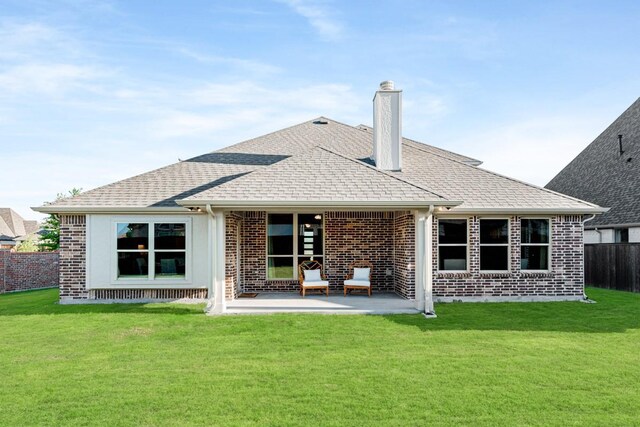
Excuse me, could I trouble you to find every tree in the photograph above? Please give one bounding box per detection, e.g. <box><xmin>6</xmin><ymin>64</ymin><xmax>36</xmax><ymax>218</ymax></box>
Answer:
<box><xmin>38</xmin><ymin>188</ymin><xmax>82</xmax><ymax>251</ymax></box>
<box><xmin>16</xmin><ymin>237</ymin><xmax>39</xmax><ymax>252</ymax></box>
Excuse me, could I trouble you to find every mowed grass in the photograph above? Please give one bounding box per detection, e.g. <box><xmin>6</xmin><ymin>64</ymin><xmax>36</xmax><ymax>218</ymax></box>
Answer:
<box><xmin>0</xmin><ymin>288</ymin><xmax>639</xmax><ymax>426</ymax></box>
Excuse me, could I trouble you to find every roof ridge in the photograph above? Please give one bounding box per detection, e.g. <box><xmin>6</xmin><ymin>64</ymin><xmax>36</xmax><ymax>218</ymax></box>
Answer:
<box><xmin>403</xmin><ymin>144</ymin><xmax>601</xmax><ymax>209</ymax></box>
<box><xmin>353</xmin><ymin>123</ymin><xmax>482</xmax><ymax>165</ymax></box>
<box><xmin>213</xmin><ymin>117</ymin><xmax>329</xmax><ymax>154</ymax></box>
<box><xmin>316</xmin><ymin>146</ymin><xmax>449</xmax><ymax>200</ymax></box>
<box><xmin>546</xmin><ymin>96</ymin><xmax>640</xmax><ymax>187</ymax></box>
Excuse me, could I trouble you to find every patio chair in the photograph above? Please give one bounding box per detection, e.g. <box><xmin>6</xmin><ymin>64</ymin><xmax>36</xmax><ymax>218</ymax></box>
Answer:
<box><xmin>298</xmin><ymin>260</ymin><xmax>329</xmax><ymax>297</ymax></box>
<box><xmin>344</xmin><ymin>260</ymin><xmax>373</xmax><ymax>297</ymax></box>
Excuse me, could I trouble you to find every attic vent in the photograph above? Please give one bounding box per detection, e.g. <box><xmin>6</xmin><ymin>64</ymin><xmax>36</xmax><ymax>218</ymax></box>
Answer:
<box><xmin>313</xmin><ymin>119</ymin><xmax>328</xmax><ymax>125</ymax></box>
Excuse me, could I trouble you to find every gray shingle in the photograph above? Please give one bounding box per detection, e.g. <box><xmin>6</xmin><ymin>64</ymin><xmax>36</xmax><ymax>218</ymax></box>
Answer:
<box><xmin>38</xmin><ymin>116</ymin><xmax>601</xmax><ymax>212</ymax></box>
<box><xmin>546</xmin><ymin>97</ymin><xmax>640</xmax><ymax>225</ymax></box>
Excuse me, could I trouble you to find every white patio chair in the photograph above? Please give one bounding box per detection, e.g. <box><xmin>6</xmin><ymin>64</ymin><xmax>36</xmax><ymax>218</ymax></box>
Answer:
<box><xmin>344</xmin><ymin>260</ymin><xmax>373</xmax><ymax>297</ymax></box>
<box><xmin>298</xmin><ymin>260</ymin><xmax>329</xmax><ymax>297</ymax></box>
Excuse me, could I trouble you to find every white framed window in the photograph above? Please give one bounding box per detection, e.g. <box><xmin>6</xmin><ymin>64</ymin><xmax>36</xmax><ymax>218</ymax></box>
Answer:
<box><xmin>438</xmin><ymin>218</ymin><xmax>468</xmax><ymax>271</ymax></box>
<box><xmin>521</xmin><ymin>218</ymin><xmax>550</xmax><ymax>271</ymax></box>
<box><xmin>113</xmin><ymin>219</ymin><xmax>190</xmax><ymax>283</ymax></box>
<box><xmin>266</xmin><ymin>213</ymin><xmax>324</xmax><ymax>280</ymax></box>
<box><xmin>480</xmin><ymin>218</ymin><xmax>510</xmax><ymax>271</ymax></box>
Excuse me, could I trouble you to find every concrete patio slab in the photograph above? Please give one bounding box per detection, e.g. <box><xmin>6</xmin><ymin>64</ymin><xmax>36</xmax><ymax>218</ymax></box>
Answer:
<box><xmin>223</xmin><ymin>292</ymin><xmax>420</xmax><ymax>315</ymax></box>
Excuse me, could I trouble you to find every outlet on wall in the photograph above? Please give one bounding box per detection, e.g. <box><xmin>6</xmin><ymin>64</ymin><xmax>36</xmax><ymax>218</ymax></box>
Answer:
<box><xmin>386</xmin><ymin>269</ymin><xmax>392</xmax><ymax>276</ymax></box>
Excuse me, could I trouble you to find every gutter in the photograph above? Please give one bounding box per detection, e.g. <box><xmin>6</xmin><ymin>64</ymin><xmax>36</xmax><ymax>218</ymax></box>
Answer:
<box><xmin>31</xmin><ymin>206</ymin><xmax>189</xmax><ymax>214</ymax></box>
<box><xmin>176</xmin><ymin>200</ymin><xmax>461</xmax><ymax>210</ymax></box>
<box><xmin>443</xmin><ymin>207</ymin><xmax>609</xmax><ymax>215</ymax></box>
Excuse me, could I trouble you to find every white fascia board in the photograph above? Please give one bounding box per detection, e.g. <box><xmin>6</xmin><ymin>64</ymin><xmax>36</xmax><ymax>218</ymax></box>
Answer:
<box><xmin>32</xmin><ymin>206</ymin><xmax>190</xmax><ymax>214</ymax></box>
<box><xmin>176</xmin><ymin>199</ymin><xmax>462</xmax><ymax>210</ymax></box>
<box><xmin>442</xmin><ymin>207</ymin><xmax>609</xmax><ymax>215</ymax></box>
<box><xmin>585</xmin><ymin>222</ymin><xmax>640</xmax><ymax>230</ymax></box>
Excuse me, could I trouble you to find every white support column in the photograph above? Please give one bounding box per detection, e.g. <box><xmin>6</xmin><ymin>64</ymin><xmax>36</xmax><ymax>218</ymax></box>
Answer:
<box><xmin>415</xmin><ymin>208</ymin><xmax>435</xmax><ymax>315</ymax></box>
<box><xmin>209</xmin><ymin>209</ymin><xmax>226</xmax><ymax>314</ymax></box>
<box><xmin>425</xmin><ymin>211</ymin><xmax>434</xmax><ymax>314</ymax></box>
<box><xmin>414</xmin><ymin>211</ymin><xmax>426</xmax><ymax>312</ymax></box>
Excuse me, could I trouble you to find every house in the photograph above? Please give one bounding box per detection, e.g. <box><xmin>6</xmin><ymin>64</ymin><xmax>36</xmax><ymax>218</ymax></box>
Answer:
<box><xmin>33</xmin><ymin>82</ymin><xmax>605</xmax><ymax>314</ymax></box>
<box><xmin>546</xmin><ymin>98</ymin><xmax>640</xmax><ymax>243</ymax></box>
<box><xmin>0</xmin><ymin>208</ymin><xmax>40</xmax><ymax>250</ymax></box>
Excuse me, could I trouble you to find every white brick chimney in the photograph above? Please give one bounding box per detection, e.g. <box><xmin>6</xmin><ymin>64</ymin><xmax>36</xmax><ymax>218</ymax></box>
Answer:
<box><xmin>372</xmin><ymin>80</ymin><xmax>402</xmax><ymax>171</ymax></box>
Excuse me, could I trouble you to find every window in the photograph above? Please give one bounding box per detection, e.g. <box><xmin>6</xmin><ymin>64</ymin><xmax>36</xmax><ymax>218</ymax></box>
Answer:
<box><xmin>267</xmin><ymin>213</ymin><xmax>323</xmax><ymax>279</ymax></box>
<box><xmin>480</xmin><ymin>219</ymin><xmax>509</xmax><ymax>271</ymax></box>
<box><xmin>438</xmin><ymin>219</ymin><xmax>468</xmax><ymax>271</ymax></box>
<box><xmin>615</xmin><ymin>228</ymin><xmax>629</xmax><ymax>243</ymax></box>
<box><xmin>116</xmin><ymin>222</ymin><xmax>187</xmax><ymax>280</ymax></box>
<box><xmin>521</xmin><ymin>219</ymin><xmax>550</xmax><ymax>270</ymax></box>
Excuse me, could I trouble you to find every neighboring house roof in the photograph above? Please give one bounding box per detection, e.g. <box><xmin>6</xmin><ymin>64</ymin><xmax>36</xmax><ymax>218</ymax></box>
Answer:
<box><xmin>0</xmin><ymin>208</ymin><xmax>39</xmax><ymax>242</ymax></box>
<box><xmin>546</xmin><ymin>97</ymin><xmax>640</xmax><ymax>227</ymax></box>
<box><xmin>36</xmin><ymin>117</ymin><xmax>602</xmax><ymax>214</ymax></box>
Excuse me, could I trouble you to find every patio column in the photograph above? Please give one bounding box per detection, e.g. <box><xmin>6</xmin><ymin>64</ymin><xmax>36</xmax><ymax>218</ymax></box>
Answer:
<box><xmin>415</xmin><ymin>208</ymin><xmax>435</xmax><ymax>315</ymax></box>
<box><xmin>207</xmin><ymin>208</ymin><xmax>226</xmax><ymax>314</ymax></box>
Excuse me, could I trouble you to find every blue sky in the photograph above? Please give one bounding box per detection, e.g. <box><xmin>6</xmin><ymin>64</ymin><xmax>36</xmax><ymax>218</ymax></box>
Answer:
<box><xmin>2</xmin><ymin>0</ymin><xmax>640</xmax><ymax>220</ymax></box>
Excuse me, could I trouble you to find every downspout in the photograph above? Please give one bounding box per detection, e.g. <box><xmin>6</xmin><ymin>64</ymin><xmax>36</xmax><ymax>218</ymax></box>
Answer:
<box><xmin>205</xmin><ymin>204</ymin><xmax>217</xmax><ymax>313</ymax></box>
<box><xmin>582</xmin><ymin>214</ymin><xmax>597</xmax><ymax>301</ymax></box>
<box><xmin>423</xmin><ymin>205</ymin><xmax>435</xmax><ymax>316</ymax></box>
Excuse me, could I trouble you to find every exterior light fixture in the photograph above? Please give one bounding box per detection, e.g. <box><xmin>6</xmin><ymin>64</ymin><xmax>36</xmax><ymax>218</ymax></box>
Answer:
<box><xmin>314</xmin><ymin>214</ymin><xmax>322</xmax><ymax>220</ymax></box>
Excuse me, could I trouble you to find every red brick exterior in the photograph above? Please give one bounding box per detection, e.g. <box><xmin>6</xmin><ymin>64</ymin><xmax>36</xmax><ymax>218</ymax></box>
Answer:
<box><xmin>0</xmin><ymin>250</ymin><xmax>59</xmax><ymax>293</ymax></box>
<box><xmin>235</xmin><ymin>211</ymin><xmax>406</xmax><ymax>294</ymax></box>
<box><xmin>432</xmin><ymin>215</ymin><xmax>585</xmax><ymax>299</ymax></box>
<box><xmin>393</xmin><ymin>211</ymin><xmax>415</xmax><ymax>299</ymax></box>
<box><xmin>53</xmin><ymin>210</ymin><xmax>584</xmax><ymax>304</ymax></box>
<box><xmin>59</xmin><ymin>215</ymin><xmax>88</xmax><ymax>300</ymax></box>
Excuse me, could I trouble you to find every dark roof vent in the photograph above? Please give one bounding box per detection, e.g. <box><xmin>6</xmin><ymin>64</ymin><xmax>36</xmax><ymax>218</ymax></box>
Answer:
<box><xmin>313</xmin><ymin>119</ymin><xmax>328</xmax><ymax>125</ymax></box>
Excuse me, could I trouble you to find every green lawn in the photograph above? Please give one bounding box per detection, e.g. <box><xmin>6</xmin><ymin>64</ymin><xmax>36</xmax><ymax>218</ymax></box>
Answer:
<box><xmin>0</xmin><ymin>288</ymin><xmax>639</xmax><ymax>426</ymax></box>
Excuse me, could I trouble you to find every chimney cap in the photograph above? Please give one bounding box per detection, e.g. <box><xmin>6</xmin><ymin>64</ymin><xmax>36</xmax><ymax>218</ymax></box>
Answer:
<box><xmin>379</xmin><ymin>80</ymin><xmax>395</xmax><ymax>90</ymax></box>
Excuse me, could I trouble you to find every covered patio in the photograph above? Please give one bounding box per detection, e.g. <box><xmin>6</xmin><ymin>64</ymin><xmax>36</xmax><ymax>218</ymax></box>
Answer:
<box><xmin>201</xmin><ymin>207</ymin><xmax>439</xmax><ymax>315</ymax></box>
<box><xmin>225</xmin><ymin>292</ymin><xmax>420</xmax><ymax>314</ymax></box>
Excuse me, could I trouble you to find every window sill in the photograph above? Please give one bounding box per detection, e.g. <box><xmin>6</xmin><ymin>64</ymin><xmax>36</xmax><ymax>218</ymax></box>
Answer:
<box><xmin>435</xmin><ymin>272</ymin><xmax>471</xmax><ymax>278</ymax></box>
<box><xmin>519</xmin><ymin>271</ymin><xmax>554</xmax><ymax>277</ymax></box>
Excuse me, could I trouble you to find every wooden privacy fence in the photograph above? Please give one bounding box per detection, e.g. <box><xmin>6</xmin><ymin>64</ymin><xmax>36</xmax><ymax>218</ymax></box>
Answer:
<box><xmin>585</xmin><ymin>243</ymin><xmax>640</xmax><ymax>293</ymax></box>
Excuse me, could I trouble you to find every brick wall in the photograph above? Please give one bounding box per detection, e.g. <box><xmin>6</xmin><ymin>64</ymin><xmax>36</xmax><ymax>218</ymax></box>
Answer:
<box><xmin>59</xmin><ymin>215</ymin><xmax>88</xmax><ymax>300</ymax></box>
<box><xmin>324</xmin><ymin>211</ymin><xmax>395</xmax><ymax>292</ymax></box>
<box><xmin>238</xmin><ymin>211</ymin><xmax>401</xmax><ymax>294</ymax></box>
<box><xmin>0</xmin><ymin>250</ymin><xmax>59</xmax><ymax>293</ymax></box>
<box><xmin>393</xmin><ymin>211</ymin><xmax>415</xmax><ymax>299</ymax></box>
<box><xmin>432</xmin><ymin>215</ymin><xmax>585</xmax><ymax>299</ymax></box>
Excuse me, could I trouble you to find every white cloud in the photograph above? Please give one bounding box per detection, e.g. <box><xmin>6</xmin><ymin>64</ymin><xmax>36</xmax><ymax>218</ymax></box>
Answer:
<box><xmin>462</xmin><ymin>114</ymin><xmax>605</xmax><ymax>187</ymax></box>
<box><xmin>0</xmin><ymin>63</ymin><xmax>102</xmax><ymax>95</ymax></box>
<box><xmin>176</xmin><ymin>47</ymin><xmax>282</xmax><ymax>75</ymax></box>
<box><xmin>278</xmin><ymin>0</ymin><xmax>344</xmax><ymax>41</ymax></box>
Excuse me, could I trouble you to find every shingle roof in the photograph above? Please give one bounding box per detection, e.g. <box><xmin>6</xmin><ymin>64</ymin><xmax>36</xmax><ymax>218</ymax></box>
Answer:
<box><xmin>0</xmin><ymin>208</ymin><xmax>37</xmax><ymax>239</ymax></box>
<box><xmin>37</xmin><ymin>116</ymin><xmax>602</xmax><ymax>213</ymax></box>
<box><xmin>546</xmin><ymin>97</ymin><xmax>640</xmax><ymax>226</ymax></box>
<box><xmin>183</xmin><ymin>146</ymin><xmax>447</xmax><ymax>204</ymax></box>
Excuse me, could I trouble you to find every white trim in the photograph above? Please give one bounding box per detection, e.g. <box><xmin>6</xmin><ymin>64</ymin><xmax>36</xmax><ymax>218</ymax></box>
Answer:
<box><xmin>265</xmin><ymin>212</ymin><xmax>325</xmax><ymax>281</ymax></box>
<box><xmin>447</xmin><ymin>207</ymin><xmax>607</xmax><ymax>215</ymax></box>
<box><xmin>85</xmin><ymin>215</ymin><xmax>92</xmax><ymax>290</ymax></box>
<box><xmin>520</xmin><ymin>217</ymin><xmax>551</xmax><ymax>272</ymax></box>
<box><xmin>436</xmin><ymin>217</ymin><xmax>469</xmax><ymax>273</ymax></box>
<box><xmin>414</xmin><ymin>211</ymin><xmax>426</xmax><ymax>312</ymax></box>
<box><xmin>212</xmin><ymin>209</ymin><xmax>226</xmax><ymax>313</ymax></box>
<box><xmin>33</xmin><ymin>206</ymin><xmax>190</xmax><ymax>214</ymax></box>
<box><xmin>106</xmin><ymin>216</ymin><xmax>193</xmax><ymax>287</ymax></box>
<box><xmin>478</xmin><ymin>217</ymin><xmax>510</xmax><ymax>273</ymax></box>
<box><xmin>177</xmin><ymin>200</ymin><xmax>460</xmax><ymax>210</ymax></box>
